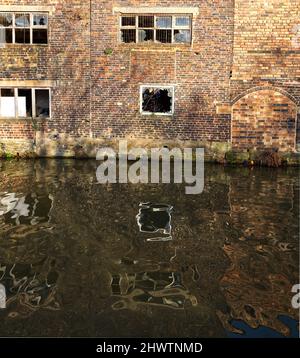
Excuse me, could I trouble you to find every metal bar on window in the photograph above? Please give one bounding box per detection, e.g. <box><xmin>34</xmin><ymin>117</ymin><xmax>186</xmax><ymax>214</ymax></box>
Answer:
<box><xmin>32</xmin><ymin>88</ymin><xmax>36</xmax><ymax>118</ymax></box>
<box><xmin>30</xmin><ymin>13</ymin><xmax>33</xmax><ymax>44</ymax></box>
<box><xmin>136</xmin><ymin>15</ymin><xmax>138</xmax><ymax>43</ymax></box>
<box><xmin>14</xmin><ymin>88</ymin><xmax>18</xmax><ymax>119</ymax></box>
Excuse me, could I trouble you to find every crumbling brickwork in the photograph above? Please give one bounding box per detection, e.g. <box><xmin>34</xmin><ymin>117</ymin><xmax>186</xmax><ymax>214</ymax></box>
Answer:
<box><xmin>0</xmin><ymin>0</ymin><xmax>299</xmax><ymax>156</ymax></box>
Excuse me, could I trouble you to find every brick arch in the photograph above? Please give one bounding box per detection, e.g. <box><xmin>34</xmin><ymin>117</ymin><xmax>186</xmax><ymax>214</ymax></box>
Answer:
<box><xmin>231</xmin><ymin>86</ymin><xmax>299</xmax><ymax>106</ymax></box>
<box><xmin>231</xmin><ymin>89</ymin><xmax>298</xmax><ymax>152</ymax></box>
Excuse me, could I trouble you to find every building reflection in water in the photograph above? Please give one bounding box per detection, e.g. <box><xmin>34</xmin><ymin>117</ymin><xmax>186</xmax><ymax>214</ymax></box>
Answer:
<box><xmin>0</xmin><ymin>192</ymin><xmax>53</xmax><ymax>226</ymax></box>
<box><xmin>111</xmin><ymin>271</ymin><xmax>197</xmax><ymax>311</ymax></box>
<box><xmin>0</xmin><ymin>161</ymin><xmax>298</xmax><ymax>337</ymax></box>
<box><xmin>217</xmin><ymin>172</ymin><xmax>299</xmax><ymax>337</ymax></box>
<box><xmin>0</xmin><ymin>283</ymin><xmax>6</xmax><ymax>309</ymax></box>
<box><xmin>136</xmin><ymin>203</ymin><xmax>173</xmax><ymax>242</ymax></box>
<box><xmin>111</xmin><ymin>203</ymin><xmax>198</xmax><ymax>311</ymax></box>
<box><xmin>0</xmin><ymin>261</ymin><xmax>60</xmax><ymax>316</ymax></box>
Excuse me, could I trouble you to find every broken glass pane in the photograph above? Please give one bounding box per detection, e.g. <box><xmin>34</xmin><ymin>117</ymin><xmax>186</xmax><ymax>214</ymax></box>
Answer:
<box><xmin>142</xmin><ymin>88</ymin><xmax>173</xmax><ymax>114</ymax></box>
<box><xmin>0</xmin><ymin>28</ymin><xmax>12</xmax><ymax>44</ymax></box>
<box><xmin>156</xmin><ymin>16</ymin><xmax>172</xmax><ymax>28</ymax></box>
<box><xmin>175</xmin><ymin>16</ymin><xmax>191</xmax><ymax>27</ymax></box>
<box><xmin>15</xmin><ymin>29</ymin><xmax>30</xmax><ymax>43</ymax></box>
<box><xmin>35</xmin><ymin>89</ymin><xmax>50</xmax><ymax>118</ymax></box>
<box><xmin>33</xmin><ymin>14</ymin><xmax>48</xmax><ymax>26</ymax></box>
<box><xmin>156</xmin><ymin>29</ymin><xmax>172</xmax><ymax>43</ymax></box>
<box><xmin>15</xmin><ymin>13</ymin><xmax>30</xmax><ymax>27</ymax></box>
<box><xmin>174</xmin><ymin>30</ymin><xmax>191</xmax><ymax>43</ymax></box>
<box><xmin>121</xmin><ymin>29</ymin><xmax>136</xmax><ymax>43</ymax></box>
<box><xmin>0</xmin><ymin>89</ymin><xmax>15</xmax><ymax>118</ymax></box>
<box><xmin>138</xmin><ymin>16</ymin><xmax>154</xmax><ymax>28</ymax></box>
<box><xmin>17</xmin><ymin>89</ymin><xmax>32</xmax><ymax>117</ymax></box>
<box><xmin>121</xmin><ymin>16</ymin><xmax>135</xmax><ymax>27</ymax></box>
<box><xmin>138</xmin><ymin>29</ymin><xmax>154</xmax><ymax>42</ymax></box>
<box><xmin>33</xmin><ymin>29</ymin><xmax>48</xmax><ymax>44</ymax></box>
<box><xmin>0</xmin><ymin>13</ymin><xmax>13</xmax><ymax>27</ymax></box>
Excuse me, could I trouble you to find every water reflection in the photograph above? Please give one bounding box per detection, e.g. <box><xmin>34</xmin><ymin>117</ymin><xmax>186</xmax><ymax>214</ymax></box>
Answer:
<box><xmin>137</xmin><ymin>203</ymin><xmax>173</xmax><ymax>242</ymax></box>
<box><xmin>0</xmin><ymin>160</ymin><xmax>298</xmax><ymax>337</ymax></box>
<box><xmin>111</xmin><ymin>271</ymin><xmax>197</xmax><ymax>310</ymax></box>
<box><xmin>0</xmin><ymin>260</ymin><xmax>59</xmax><ymax>317</ymax></box>
<box><xmin>0</xmin><ymin>192</ymin><xmax>53</xmax><ymax>225</ymax></box>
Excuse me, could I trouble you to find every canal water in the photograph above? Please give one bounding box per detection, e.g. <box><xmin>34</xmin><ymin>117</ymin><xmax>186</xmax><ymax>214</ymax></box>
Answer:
<box><xmin>0</xmin><ymin>160</ymin><xmax>299</xmax><ymax>338</ymax></box>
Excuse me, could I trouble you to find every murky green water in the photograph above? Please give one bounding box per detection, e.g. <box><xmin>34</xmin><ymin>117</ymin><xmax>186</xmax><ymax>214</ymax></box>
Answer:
<box><xmin>0</xmin><ymin>160</ymin><xmax>299</xmax><ymax>338</ymax></box>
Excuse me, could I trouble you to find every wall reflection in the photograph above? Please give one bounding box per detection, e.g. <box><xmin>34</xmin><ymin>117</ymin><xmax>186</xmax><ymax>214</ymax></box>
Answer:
<box><xmin>0</xmin><ymin>160</ymin><xmax>298</xmax><ymax>337</ymax></box>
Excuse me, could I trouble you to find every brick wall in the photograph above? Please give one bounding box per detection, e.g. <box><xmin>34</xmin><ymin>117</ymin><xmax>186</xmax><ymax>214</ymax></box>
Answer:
<box><xmin>90</xmin><ymin>0</ymin><xmax>234</xmax><ymax>142</ymax></box>
<box><xmin>0</xmin><ymin>0</ymin><xmax>299</xmax><ymax>155</ymax></box>
<box><xmin>231</xmin><ymin>0</ymin><xmax>300</xmax><ymax>150</ymax></box>
<box><xmin>0</xmin><ymin>0</ymin><xmax>91</xmax><ymax>145</ymax></box>
<box><xmin>232</xmin><ymin>90</ymin><xmax>297</xmax><ymax>152</ymax></box>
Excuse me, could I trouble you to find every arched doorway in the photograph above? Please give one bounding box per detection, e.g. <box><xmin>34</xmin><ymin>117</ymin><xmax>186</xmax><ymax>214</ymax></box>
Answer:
<box><xmin>232</xmin><ymin>89</ymin><xmax>297</xmax><ymax>152</ymax></box>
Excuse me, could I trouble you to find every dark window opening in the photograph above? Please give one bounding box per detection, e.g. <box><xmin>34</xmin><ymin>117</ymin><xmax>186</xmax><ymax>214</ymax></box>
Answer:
<box><xmin>138</xmin><ymin>16</ymin><xmax>154</xmax><ymax>28</ymax></box>
<box><xmin>156</xmin><ymin>29</ymin><xmax>172</xmax><ymax>43</ymax></box>
<box><xmin>121</xmin><ymin>16</ymin><xmax>135</xmax><ymax>27</ymax></box>
<box><xmin>15</xmin><ymin>28</ymin><xmax>30</xmax><ymax>43</ymax></box>
<box><xmin>121</xmin><ymin>29</ymin><xmax>136</xmax><ymax>43</ymax></box>
<box><xmin>35</xmin><ymin>89</ymin><xmax>50</xmax><ymax>118</ymax></box>
<box><xmin>33</xmin><ymin>29</ymin><xmax>48</xmax><ymax>44</ymax></box>
<box><xmin>142</xmin><ymin>88</ymin><xmax>173</xmax><ymax>114</ymax></box>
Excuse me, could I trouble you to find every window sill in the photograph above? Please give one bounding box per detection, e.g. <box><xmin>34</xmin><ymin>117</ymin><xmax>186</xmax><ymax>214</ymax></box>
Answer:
<box><xmin>0</xmin><ymin>44</ymin><xmax>48</xmax><ymax>48</ymax></box>
<box><xmin>0</xmin><ymin>117</ymin><xmax>49</xmax><ymax>124</ymax></box>
<box><xmin>141</xmin><ymin>112</ymin><xmax>174</xmax><ymax>117</ymax></box>
<box><xmin>118</xmin><ymin>42</ymin><xmax>191</xmax><ymax>50</ymax></box>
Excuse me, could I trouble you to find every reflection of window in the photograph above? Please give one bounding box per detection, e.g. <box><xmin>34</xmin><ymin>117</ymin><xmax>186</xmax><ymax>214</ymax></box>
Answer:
<box><xmin>0</xmin><ymin>12</ymin><xmax>48</xmax><ymax>45</ymax></box>
<box><xmin>0</xmin><ymin>88</ymin><xmax>50</xmax><ymax>118</ymax></box>
<box><xmin>120</xmin><ymin>15</ymin><xmax>192</xmax><ymax>44</ymax></box>
<box><xmin>141</xmin><ymin>86</ymin><xmax>174</xmax><ymax>115</ymax></box>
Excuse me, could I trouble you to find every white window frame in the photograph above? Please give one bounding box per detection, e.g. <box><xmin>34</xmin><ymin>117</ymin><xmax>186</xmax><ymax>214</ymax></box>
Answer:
<box><xmin>120</xmin><ymin>14</ymin><xmax>192</xmax><ymax>44</ymax></box>
<box><xmin>140</xmin><ymin>85</ymin><xmax>175</xmax><ymax>116</ymax></box>
<box><xmin>0</xmin><ymin>87</ymin><xmax>51</xmax><ymax>119</ymax></box>
<box><xmin>0</xmin><ymin>12</ymin><xmax>48</xmax><ymax>45</ymax></box>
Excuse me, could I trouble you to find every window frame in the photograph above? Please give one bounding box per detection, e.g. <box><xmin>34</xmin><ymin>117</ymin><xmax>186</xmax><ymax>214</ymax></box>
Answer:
<box><xmin>0</xmin><ymin>87</ymin><xmax>51</xmax><ymax>119</ymax></box>
<box><xmin>0</xmin><ymin>12</ymin><xmax>48</xmax><ymax>45</ymax></box>
<box><xmin>120</xmin><ymin>14</ymin><xmax>192</xmax><ymax>44</ymax></box>
<box><xmin>140</xmin><ymin>85</ymin><xmax>175</xmax><ymax>116</ymax></box>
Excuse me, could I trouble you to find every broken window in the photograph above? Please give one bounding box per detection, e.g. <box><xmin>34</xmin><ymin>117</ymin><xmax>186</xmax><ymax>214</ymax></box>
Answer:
<box><xmin>0</xmin><ymin>13</ymin><xmax>13</xmax><ymax>44</ymax></box>
<box><xmin>0</xmin><ymin>88</ymin><xmax>50</xmax><ymax>119</ymax></box>
<box><xmin>0</xmin><ymin>12</ymin><xmax>48</xmax><ymax>45</ymax></box>
<box><xmin>120</xmin><ymin>14</ymin><xmax>192</xmax><ymax>44</ymax></box>
<box><xmin>141</xmin><ymin>86</ymin><xmax>174</xmax><ymax>115</ymax></box>
<box><xmin>32</xmin><ymin>13</ymin><xmax>48</xmax><ymax>44</ymax></box>
<box><xmin>35</xmin><ymin>89</ymin><xmax>50</xmax><ymax>118</ymax></box>
<box><xmin>17</xmin><ymin>89</ymin><xmax>32</xmax><ymax>117</ymax></box>
<box><xmin>0</xmin><ymin>89</ymin><xmax>15</xmax><ymax>117</ymax></box>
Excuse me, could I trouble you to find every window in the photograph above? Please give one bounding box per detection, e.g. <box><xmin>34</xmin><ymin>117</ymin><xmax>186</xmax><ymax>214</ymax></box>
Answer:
<box><xmin>141</xmin><ymin>86</ymin><xmax>174</xmax><ymax>115</ymax></box>
<box><xmin>0</xmin><ymin>88</ymin><xmax>50</xmax><ymax>118</ymax></box>
<box><xmin>0</xmin><ymin>12</ymin><xmax>48</xmax><ymax>45</ymax></box>
<box><xmin>120</xmin><ymin>15</ymin><xmax>192</xmax><ymax>44</ymax></box>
